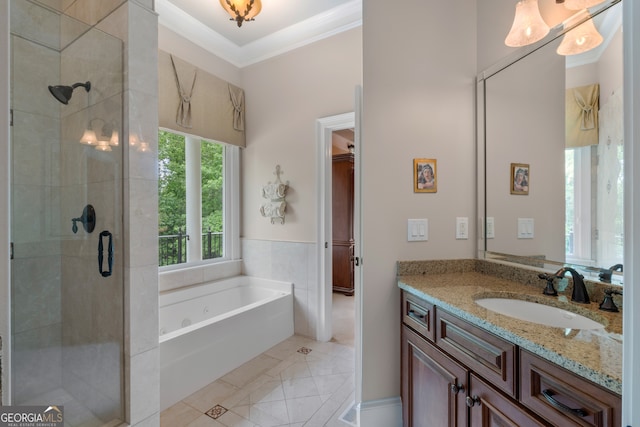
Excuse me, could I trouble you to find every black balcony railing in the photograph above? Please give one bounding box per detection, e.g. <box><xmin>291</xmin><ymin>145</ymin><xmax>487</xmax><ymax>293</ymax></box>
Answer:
<box><xmin>159</xmin><ymin>229</ymin><xmax>223</xmax><ymax>267</ymax></box>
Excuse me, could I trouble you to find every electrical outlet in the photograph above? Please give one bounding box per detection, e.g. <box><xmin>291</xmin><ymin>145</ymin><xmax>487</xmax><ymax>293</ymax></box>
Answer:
<box><xmin>456</xmin><ymin>217</ymin><xmax>468</xmax><ymax>239</ymax></box>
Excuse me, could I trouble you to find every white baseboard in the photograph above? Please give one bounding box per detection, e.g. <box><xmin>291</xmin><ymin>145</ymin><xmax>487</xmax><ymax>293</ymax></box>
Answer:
<box><xmin>357</xmin><ymin>396</ymin><xmax>403</xmax><ymax>427</ymax></box>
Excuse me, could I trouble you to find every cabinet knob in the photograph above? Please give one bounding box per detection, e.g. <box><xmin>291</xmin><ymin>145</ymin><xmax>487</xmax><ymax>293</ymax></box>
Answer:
<box><xmin>450</xmin><ymin>383</ymin><xmax>465</xmax><ymax>395</ymax></box>
<box><xmin>465</xmin><ymin>395</ymin><xmax>481</xmax><ymax>408</ymax></box>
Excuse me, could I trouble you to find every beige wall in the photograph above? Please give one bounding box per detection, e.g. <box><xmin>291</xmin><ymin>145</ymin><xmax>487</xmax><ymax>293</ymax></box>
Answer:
<box><xmin>361</xmin><ymin>0</ymin><xmax>477</xmax><ymax>401</ymax></box>
<box><xmin>240</xmin><ymin>28</ymin><xmax>362</xmax><ymax>242</ymax></box>
<box><xmin>159</xmin><ymin>25</ymin><xmax>242</xmax><ymax>86</ymax></box>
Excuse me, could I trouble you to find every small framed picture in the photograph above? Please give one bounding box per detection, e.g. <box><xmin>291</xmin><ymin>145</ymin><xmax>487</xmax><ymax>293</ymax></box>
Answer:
<box><xmin>414</xmin><ymin>158</ymin><xmax>437</xmax><ymax>193</ymax></box>
<box><xmin>510</xmin><ymin>163</ymin><xmax>529</xmax><ymax>195</ymax></box>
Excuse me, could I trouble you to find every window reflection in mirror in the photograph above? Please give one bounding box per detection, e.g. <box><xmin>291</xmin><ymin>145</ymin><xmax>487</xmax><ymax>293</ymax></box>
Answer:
<box><xmin>479</xmin><ymin>1</ymin><xmax>623</xmax><ymax>283</ymax></box>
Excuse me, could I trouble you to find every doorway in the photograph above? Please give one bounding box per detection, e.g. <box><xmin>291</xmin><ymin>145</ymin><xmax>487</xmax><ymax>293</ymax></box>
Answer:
<box><xmin>331</xmin><ymin>128</ymin><xmax>356</xmax><ymax>347</ymax></box>
<box><xmin>316</xmin><ymin>110</ymin><xmax>359</xmax><ymax>422</ymax></box>
<box><xmin>315</xmin><ymin>112</ymin><xmax>356</xmax><ymax>343</ymax></box>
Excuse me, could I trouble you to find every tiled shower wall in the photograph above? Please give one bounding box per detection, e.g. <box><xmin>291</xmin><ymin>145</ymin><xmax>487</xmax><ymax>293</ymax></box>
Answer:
<box><xmin>241</xmin><ymin>238</ymin><xmax>319</xmax><ymax>338</ymax></box>
<box><xmin>7</xmin><ymin>1</ymin><xmax>160</xmax><ymax>425</ymax></box>
<box><xmin>10</xmin><ymin>0</ymin><xmax>64</xmax><ymax>403</ymax></box>
<box><xmin>11</xmin><ymin>0</ymin><xmax>127</xmax><ymax>419</ymax></box>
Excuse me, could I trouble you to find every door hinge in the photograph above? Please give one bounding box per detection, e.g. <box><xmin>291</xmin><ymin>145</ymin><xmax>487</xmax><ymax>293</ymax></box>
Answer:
<box><xmin>10</xmin><ymin>242</ymin><xmax>14</xmax><ymax>260</ymax></box>
<box><xmin>325</xmin><ymin>241</ymin><xmax>328</xmax><ymax>249</ymax></box>
<box><xmin>10</xmin><ymin>109</ymin><xmax>13</xmax><ymax>126</ymax></box>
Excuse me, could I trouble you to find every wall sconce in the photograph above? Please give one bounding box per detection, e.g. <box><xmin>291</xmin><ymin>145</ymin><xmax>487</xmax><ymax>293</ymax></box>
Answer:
<box><xmin>505</xmin><ymin>0</ymin><xmax>550</xmax><ymax>47</ymax></box>
<box><xmin>80</xmin><ymin>118</ymin><xmax>119</xmax><ymax>151</ymax></box>
<box><xmin>556</xmin><ymin>16</ymin><xmax>603</xmax><ymax>55</ymax></box>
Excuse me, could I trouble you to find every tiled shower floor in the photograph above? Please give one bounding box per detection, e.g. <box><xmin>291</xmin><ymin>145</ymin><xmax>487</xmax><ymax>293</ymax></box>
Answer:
<box><xmin>160</xmin><ymin>334</ymin><xmax>356</xmax><ymax>427</ymax></box>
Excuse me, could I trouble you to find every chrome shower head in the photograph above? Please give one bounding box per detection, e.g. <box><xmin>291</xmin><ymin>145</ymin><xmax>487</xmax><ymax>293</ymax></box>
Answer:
<box><xmin>48</xmin><ymin>81</ymin><xmax>91</xmax><ymax>105</ymax></box>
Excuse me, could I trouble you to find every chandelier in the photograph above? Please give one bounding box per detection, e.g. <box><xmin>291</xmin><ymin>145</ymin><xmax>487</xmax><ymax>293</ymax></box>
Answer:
<box><xmin>219</xmin><ymin>0</ymin><xmax>262</xmax><ymax>27</ymax></box>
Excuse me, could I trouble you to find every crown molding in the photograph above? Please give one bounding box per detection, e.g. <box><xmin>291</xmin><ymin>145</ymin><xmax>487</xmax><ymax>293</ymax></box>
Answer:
<box><xmin>156</xmin><ymin>0</ymin><xmax>362</xmax><ymax>68</ymax></box>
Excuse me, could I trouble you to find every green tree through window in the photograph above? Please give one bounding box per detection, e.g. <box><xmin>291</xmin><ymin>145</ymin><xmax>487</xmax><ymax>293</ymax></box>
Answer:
<box><xmin>158</xmin><ymin>130</ymin><xmax>224</xmax><ymax>266</ymax></box>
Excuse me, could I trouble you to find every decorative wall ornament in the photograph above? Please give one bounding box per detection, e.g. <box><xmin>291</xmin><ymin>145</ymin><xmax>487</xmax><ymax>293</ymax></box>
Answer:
<box><xmin>260</xmin><ymin>165</ymin><xmax>289</xmax><ymax>224</ymax></box>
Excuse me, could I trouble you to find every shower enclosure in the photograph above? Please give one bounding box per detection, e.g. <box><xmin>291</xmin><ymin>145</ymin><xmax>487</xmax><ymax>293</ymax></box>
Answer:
<box><xmin>10</xmin><ymin>0</ymin><xmax>125</xmax><ymax>425</ymax></box>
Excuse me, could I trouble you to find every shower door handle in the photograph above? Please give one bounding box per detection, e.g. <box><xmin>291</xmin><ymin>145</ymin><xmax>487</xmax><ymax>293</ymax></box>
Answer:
<box><xmin>98</xmin><ymin>230</ymin><xmax>113</xmax><ymax>277</ymax></box>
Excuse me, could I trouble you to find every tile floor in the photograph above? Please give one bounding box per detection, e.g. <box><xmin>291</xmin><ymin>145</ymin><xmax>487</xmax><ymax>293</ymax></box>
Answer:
<box><xmin>160</xmin><ymin>293</ymin><xmax>356</xmax><ymax>427</ymax></box>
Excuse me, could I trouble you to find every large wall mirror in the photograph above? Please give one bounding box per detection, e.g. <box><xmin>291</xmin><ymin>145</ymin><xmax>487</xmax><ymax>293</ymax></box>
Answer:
<box><xmin>478</xmin><ymin>0</ymin><xmax>623</xmax><ymax>285</ymax></box>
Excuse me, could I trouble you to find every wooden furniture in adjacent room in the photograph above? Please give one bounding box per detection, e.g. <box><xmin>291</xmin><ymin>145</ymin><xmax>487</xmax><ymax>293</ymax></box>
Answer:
<box><xmin>332</xmin><ymin>153</ymin><xmax>354</xmax><ymax>295</ymax></box>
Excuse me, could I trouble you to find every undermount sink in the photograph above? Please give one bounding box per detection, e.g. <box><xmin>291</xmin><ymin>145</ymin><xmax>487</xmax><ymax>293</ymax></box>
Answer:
<box><xmin>475</xmin><ymin>298</ymin><xmax>605</xmax><ymax>330</ymax></box>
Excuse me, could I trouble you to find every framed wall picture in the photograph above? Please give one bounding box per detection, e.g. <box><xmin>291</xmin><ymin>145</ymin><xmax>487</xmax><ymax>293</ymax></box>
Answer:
<box><xmin>414</xmin><ymin>158</ymin><xmax>437</xmax><ymax>193</ymax></box>
<box><xmin>510</xmin><ymin>163</ymin><xmax>529</xmax><ymax>195</ymax></box>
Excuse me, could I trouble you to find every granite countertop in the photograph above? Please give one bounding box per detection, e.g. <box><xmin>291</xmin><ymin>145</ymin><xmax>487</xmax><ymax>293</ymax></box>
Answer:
<box><xmin>397</xmin><ymin>259</ymin><xmax>623</xmax><ymax>395</ymax></box>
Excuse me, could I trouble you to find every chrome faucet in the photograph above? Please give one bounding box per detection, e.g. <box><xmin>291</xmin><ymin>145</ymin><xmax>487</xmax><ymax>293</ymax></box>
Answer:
<box><xmin>555</xmin><ymin>267</ymin><xmax>590</xmax><ymax>304</ymax></box>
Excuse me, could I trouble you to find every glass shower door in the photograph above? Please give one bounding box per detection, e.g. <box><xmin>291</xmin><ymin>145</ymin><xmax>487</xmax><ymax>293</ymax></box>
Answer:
<box><xmin>10</xmin><ymin>1</ymin><xmax>124</xmax><ymax>425</ymax></box>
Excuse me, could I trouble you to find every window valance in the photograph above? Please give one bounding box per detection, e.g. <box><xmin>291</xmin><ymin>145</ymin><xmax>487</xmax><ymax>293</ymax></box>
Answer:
<box><xmin>565</xmin><ymin>83</ymin><xmax>599</xmax><ymax>148</ymax></box>
<box><xmin>159</xmin><ymin>50</ymin><xmax>246</xmax><ymax>148</ymax></box>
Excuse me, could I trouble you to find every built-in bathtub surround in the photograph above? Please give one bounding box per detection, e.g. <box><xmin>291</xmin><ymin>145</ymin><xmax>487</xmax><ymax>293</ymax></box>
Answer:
<box><xmin>242</xmin><ymin>238</ymin><xmax>318</xmax><ymax>338</ymax></box>
<box><xmin>159</xmin><ymin>276</ymin><xmax>294</xmax><ymax>410</ymax></box>
<box><xmin>397</xmin><ymin>259</ymin><xmax>623</xmax><ymax>394</ymax></box>
<box><xmin>158</xmin><ymin>259</ymin><xmax>242</xmax><ymax>292</ymax></box>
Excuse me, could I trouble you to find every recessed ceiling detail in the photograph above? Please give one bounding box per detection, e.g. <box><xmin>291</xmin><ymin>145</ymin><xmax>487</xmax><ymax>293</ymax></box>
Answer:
<box><xmin>157</xmin><ymin>0</ymin><xmax>362</xmax><ymax>68</ymax></box>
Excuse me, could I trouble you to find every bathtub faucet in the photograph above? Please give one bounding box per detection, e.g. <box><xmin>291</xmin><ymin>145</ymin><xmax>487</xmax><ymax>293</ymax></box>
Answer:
<box><xmin>555</xmin><ymin>267</ymin><xmax>590</xmax><ymax>304</ymax></box>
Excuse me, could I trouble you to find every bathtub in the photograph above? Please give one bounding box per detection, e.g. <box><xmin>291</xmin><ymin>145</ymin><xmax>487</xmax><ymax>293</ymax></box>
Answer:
<box><xmin>159</xmin><ymin>276</ymin><xmax>294</xmax><ymax>410</ymax></box>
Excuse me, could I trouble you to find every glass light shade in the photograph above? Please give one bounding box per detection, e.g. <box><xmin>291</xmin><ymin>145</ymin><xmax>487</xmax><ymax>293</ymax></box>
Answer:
<box><xmin>137</xmin><ymin>142</ymin><xmax>150</xmax><ymax>153</ymax></box>
<box><xmin>505</xmin><ymin>0</ymin><xmax>550</xmax><ymax>47</ymax></box>
<box><xmin>129</xmin><ymin>132</ymin><xmax>139</xmax><ymax>147</ymax></box>
<box><xmin>95</xmin><ymin>140</ymin><xmax>112</xmax><ymax>152</ymax></box>
<box><xmin>557</xmin><ymin>18</ymin><xmax>603</xmax><ymax>55</ymax></box>
<box><xmin>563</xmin><ymin>0</ymin><xmax>606</xmax><ymax>10</ymax></box>
<box><xmin>219</xmin><ymin>0</ymin><xmax>261</xmax><ymax>26</ymax></box>
<box><xmin>80</xmin><ymin>129</ymin><xmax>98</xmax><ymax>145</ymax></box>
<box><xmin>109</xmin><ymin>130</ymin><xmax>119</xmax><ymax>146</ymax></box>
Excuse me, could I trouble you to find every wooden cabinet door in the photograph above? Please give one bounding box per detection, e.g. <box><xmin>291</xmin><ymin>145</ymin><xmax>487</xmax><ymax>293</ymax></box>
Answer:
<box><xmin>468</xmin><ymin>374</ymin><xmax>548</xmax><ymax>427</ymax></box>
<box><xmin>402</xmin><ymin>325</ymin><xmax>468</xmax><ymax>427</ymax></box>
<box><xmin>332</xmin><ymin>153</ymin><xmax>354</xmax><ymax>294</ymax></box>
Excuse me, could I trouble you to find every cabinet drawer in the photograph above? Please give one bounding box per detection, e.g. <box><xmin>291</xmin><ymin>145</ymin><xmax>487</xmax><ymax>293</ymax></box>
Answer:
<box><xmin>520</xmin><ymin>349</ymin><xmax>621</xmax><ymax>427</ymax></box>
<box><xmin>402</xmin><ymin>291</ymin><xmax>435</xmax><ymax>342</ymax></box>
<box><xmin>436</xmin><ymin>309</ymin><xmax>516</xmax><ymax>398</ymax></box>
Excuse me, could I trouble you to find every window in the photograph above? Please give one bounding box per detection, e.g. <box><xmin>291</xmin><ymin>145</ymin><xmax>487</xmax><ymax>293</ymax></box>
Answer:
<box><xmin>158</xmin><ymin>130</ymin><xmax>239</xmax><ymax>268</ymax></box>
<box><xmin>565</xmin><ymin>144</ymin><xmax>624</xmax><ymax>266</ymax></box>
<box><xmin>565</xmin><ymin>146</ymin><xmax>593</xmax><ymax>263</ymax></box>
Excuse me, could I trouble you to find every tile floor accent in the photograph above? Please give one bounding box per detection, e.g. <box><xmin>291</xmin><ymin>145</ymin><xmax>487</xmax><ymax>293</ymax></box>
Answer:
<box><xmin>205</xmin><ymin>405</ymin><xmax>228</xmax><ymax>420</ymax></box>
<box><xmin>160</xmin><ymin>335</ymin><xmax>355</xmax><ymax>427</ymax></box>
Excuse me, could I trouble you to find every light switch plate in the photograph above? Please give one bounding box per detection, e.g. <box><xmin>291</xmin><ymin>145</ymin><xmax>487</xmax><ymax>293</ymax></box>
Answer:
<box><xmin>408</xmin><ymin>219</ymin><xmax>428</xmax><ymax>241</ymax></box>
<box><xmin>517</xmin><ymin>218</ymin><xmax>534</xmax><ymax>239</ymax></box>
<box><xmin>486</xmin><ymin>217</ymin><xmax>495</xmax><ymax>239</ymax></box>
<box><xmin>456</xmin><ymin>217</ymin><xmax>469</xmax><ymax>239</ymax></box>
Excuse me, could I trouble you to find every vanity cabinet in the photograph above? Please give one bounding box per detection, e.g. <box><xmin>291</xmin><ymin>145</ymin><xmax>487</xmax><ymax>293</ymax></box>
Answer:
<box><xmin>400</xmin><ymin>290</ymin><xmax>621</xmax><ymax>427</ymax></box>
